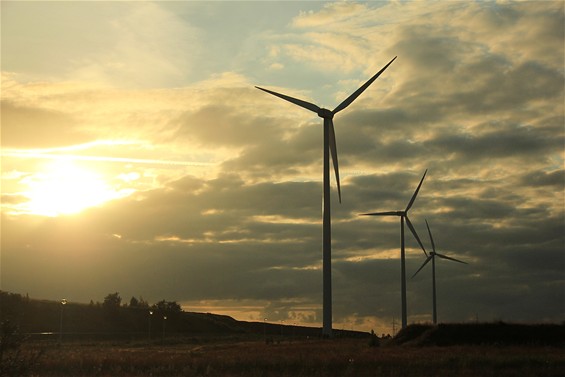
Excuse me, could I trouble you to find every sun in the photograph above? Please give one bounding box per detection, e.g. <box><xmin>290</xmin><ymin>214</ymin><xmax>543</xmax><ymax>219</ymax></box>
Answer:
<box><xmin>21</xmin><ymin>159</ymin><xmax>123</xmax><ymax>217</ymax></box>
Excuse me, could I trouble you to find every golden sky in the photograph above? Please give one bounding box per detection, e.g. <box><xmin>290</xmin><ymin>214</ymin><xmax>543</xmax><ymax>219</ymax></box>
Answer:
<box><xmin>1</xmin><ymin>1</ymin><xmax>563</xmax><ymax>334</ymax></box>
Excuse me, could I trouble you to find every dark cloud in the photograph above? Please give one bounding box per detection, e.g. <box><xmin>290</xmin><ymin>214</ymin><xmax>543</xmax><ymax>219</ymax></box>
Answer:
<box><xmin>175</xmin><ymin>104</ymin><xmax>283</xmax><ymax>147</ymax></box>
<box><xmin>452</xmin><ymin>60</ymin><xmax>564</xmax><ymax>114</ymax></box>
<box><xmin>521</xmin><ymin>169</ymin><xmax>564</xmax><ymax>187</ymax></box>
<box><xmin>220</xmin><ymin>121</ymin><xmax>321</xmax><ymax>181</ymax></box>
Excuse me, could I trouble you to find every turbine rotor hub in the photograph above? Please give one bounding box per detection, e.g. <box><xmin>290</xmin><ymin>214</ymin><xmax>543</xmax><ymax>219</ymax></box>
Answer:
<box><xmin>317</xmin><ymin>108</ymin><xmax>334</xmax><ymax>119</ymax></box>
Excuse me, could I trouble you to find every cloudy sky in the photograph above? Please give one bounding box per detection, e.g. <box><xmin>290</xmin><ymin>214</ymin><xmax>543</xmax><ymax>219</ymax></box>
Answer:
<box><xmin>2</xmin><ymin>1</ymin><xmax>563</xmax><ymax>334</ymax></box>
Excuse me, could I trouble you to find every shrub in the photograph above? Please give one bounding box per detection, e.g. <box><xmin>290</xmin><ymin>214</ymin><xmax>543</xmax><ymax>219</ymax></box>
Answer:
<box><xmin>0</xmin><ymin>320</ymin><xmax>43</xmax><ymax>377</ymax></box>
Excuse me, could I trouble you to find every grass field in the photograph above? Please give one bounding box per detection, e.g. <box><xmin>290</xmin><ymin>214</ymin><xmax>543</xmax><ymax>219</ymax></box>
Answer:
<box><xmin>12</xmin><ymin>337</ymin><xmax>565</xmax><ymax>377</ymax></box>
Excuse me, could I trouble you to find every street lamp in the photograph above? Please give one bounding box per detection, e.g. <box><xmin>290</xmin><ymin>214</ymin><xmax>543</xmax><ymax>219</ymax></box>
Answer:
<box><xmin>162</xmin><ymin>315</ymin><xmax>167</xmax><ymax>343</ymax></box>
<box><xmin>148</xmin><ymin>310</ymin><xmax>153</xmax><ymax>342</ymax></box>
<box><xmin>59</xmin><ymin>298</ymin><xmax>67</xmax><ymax>344</ymax></box>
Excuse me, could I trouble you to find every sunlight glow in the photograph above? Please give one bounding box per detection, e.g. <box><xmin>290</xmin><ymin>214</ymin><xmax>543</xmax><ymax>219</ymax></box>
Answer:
<box><xmin>20</xmin><ymin>159</ymin><xmax>127</xmax><ymax>217</ymax></box>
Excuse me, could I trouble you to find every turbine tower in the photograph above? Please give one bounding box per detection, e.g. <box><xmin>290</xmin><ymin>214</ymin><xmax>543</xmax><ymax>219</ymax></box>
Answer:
<box><xmin>361</xmin><ymin>169</ymin><xmax>428</xmax><ymax>329</ymax></box>
<box><xmin>412</xmin><ymin>219</ymin><xmax>467</xmax><ymax>324</ymax></box>
<box><xmin>256</xmin><ymin>56</ymin><xmax>397</xmax><ymax>337</ymax></box>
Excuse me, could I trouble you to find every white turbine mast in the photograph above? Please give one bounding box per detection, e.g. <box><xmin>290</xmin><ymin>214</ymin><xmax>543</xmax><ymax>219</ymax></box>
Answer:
<box><xmin>412</xmin><ymin>219</ymin><xmax>468</xmax><ymax>324</ymax></box>
<box><xmin>361</xmin><ymin>169</ymin><xmax>428</xmax><ymax>329</ymax></box>
<box><xmin>256</xmin><ymin>56</ymin><xmax>397</xmax><ymax>337</ymax></box>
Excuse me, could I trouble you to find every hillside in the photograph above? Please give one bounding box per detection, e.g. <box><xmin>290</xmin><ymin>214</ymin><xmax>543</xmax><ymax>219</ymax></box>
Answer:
<box><xmin>4</xmin><ymin>291</ymin><xmax>561</xmax><ymax>346</ymax></box>
<box><xmin>0</xmin><ymin>291</ymin><xmax>365</xmax><ymax>341</ymax></box>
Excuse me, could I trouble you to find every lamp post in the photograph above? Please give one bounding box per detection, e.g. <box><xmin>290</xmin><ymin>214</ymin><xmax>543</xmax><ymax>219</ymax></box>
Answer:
<box><xmin>162</xmin><ymin>315</ymin><xmax>167</xmax><ymax>343</ymax></box>
<box><xmin>293</xmin><ymin>323</ymin><xmax>296</xmax><ymax>342</ymax></box>
<box><xmin>59</xmin><ymin>298</ymin><xmax>67</xmax><ymax>344</ymax></box>
<box><xmin>148</xmin><ymin>310</ymin><xmax>153</xmax><ymax>342</ymax></box>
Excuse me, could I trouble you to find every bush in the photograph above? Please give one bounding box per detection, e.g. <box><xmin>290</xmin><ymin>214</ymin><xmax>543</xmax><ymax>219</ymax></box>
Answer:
<box><xmin>0</xmin><ymin>320</ymin><xmax>43</xmax><ymax>377</ymax></box>
<box><xmin>368</xmin><ymin>330</ymin><xmax>380</xmax><ymax>347</ymax></box>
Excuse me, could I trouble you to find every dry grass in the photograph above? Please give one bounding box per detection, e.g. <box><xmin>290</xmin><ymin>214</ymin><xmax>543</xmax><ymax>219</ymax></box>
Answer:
<box><xmin>21</xmin><ymin>338</ymin><xmax>565</xmax><ymax>377</ymax></box>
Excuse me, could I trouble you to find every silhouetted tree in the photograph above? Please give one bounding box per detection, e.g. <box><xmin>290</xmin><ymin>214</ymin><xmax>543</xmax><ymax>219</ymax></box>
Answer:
<box><xmin>103</xmin><ymin>292</ymin><xmax>121</xmax><ymax>316</ymax></box>
<box><xmin>368</xmin><ymin>329</ymin><xmax>380</xmax><ymax>347</ymax></box>
<box><xmin>137</xmin><ymin>296</ymin><xmax>149</xmax><ymax>308</ymax></box>
<box><xmin>127</xmin><ymin>296</ymin><xmax>149</xmax><ymax>309</ymax></box>
<box><xmin>151</xmin><ymin>300</ymin><xmax>182</xmax><ymax>318</ymax></box>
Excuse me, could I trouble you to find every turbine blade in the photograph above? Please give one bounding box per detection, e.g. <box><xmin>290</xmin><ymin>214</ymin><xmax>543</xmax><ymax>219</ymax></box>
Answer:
<box><xmin>332</xmin><ymin>56</ymin><xmax>397</xmax><ymax>115</ymax></box>
<box><xmin>255</xmin><ymin>86</ymin><xmax>320</xmax><ymax>114</ymax></box>
<box><xmin>327</xmin><ymin>119</ymin><xmax>341</xmax><ymax>203</ymax></box>
<box><xmin>412</xmin><ymin>256</ymin><xmax>433</xmax><ymax>278</ymax></box>
<box><xmin>436</xmin><ymin>253</ymin><xmax>468</xmax><ymax>264</ymax></box>
<box><xmin>405</xmin><ymin>215</ymin><xmax>427</xmax><ymax>256</ymax></box>
<box><xmin>405</xmin><ymin>169</ymin><xmax>427</xmax><ymax>212</ymax></box>
<box><xmin>360</xmin><ymin>211</ymin><xmax>399</xmax><ymax>216</ymax></box>
<box><xmin>425</xmin><ymin>219</ymin><xmax>436</xmax><ymax>253</ymax></box>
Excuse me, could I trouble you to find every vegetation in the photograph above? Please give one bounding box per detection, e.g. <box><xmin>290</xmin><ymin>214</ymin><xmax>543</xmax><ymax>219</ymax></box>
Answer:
<box><xmin>12</xmin><ymin>339</ymin><xmax>565</xmax><ymax>377</ymax></box>
<box><xmin>0</xmin><ymin>320</ymin><xmax>43</xmax><ymax>377</ymax></box>
<box><xmin>1</xmin><ymin>291</ymin><xmax>563</xmax><ymax>376</ymax></box>
<box><xmin>0</xmin><ymin>291</ymin><xmax>361</xmax><ymax>341</ymax></box>
<box><xmin>391</xmin><ymin>322</ymin><xmax>565</xmax><ymax>347</ymax></box>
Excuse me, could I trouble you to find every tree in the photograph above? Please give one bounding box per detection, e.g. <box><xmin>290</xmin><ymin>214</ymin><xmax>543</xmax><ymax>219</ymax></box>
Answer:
<box><xmin>151</xmin><ymin>300</ymin><xmax>182</xmax><ymax>317</ymax></box>
<box><xmin>368</xmin><ymin>329</ymin><xmax>380</xmax><ymax>347</ymax></box>
<box><xmin>103</xmin><ymin>292</ymin><xmax>121</xmax><ymax>314</ymax></box>
<box><xmin>127</xmin><ymin>296</ymin><xmax>149</xmax><ymax>309</ymax></box>
<box><xmin>137</xmin><ymin>296</ymin><xmax>149</xmax><ymax>308</ymax></box>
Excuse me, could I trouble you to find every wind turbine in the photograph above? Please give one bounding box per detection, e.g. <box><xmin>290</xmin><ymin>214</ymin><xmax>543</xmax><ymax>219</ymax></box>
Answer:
<box><xmin>361</xmin><ymin>169</ymin><xmax>428</xmax><ymax>329</ymax></box>
<box><xmin>412</xmin><ymin>219</ymin><xmax>467</xmax><ymax>324</ymax></box>
<box><xmin>256</xmin><ymin>56</ymin><xmax>397</xmax><ymax>337</ymax></box>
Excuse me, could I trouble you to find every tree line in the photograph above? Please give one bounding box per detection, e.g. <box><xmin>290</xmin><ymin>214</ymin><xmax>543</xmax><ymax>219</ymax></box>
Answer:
<box><xmin>99</xmin><ymin>292</ymin><xmax>182</xmax><ymax>317</ymax></box>
<box><xmin>0</xmin><ymin>291</ymin><xmax>185</xmax><ymax>336</ymax></box>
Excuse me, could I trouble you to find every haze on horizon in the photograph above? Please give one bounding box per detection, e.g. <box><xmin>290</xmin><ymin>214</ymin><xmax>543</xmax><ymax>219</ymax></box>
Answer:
<box><xmin>1</xmin><ymin>1</ymin><xmax>563</xmax><ymax>335</ymax></box>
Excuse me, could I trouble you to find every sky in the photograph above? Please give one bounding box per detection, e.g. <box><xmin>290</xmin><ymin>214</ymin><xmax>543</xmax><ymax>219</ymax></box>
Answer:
<box><xmin>1</xmin><ymin>0</ymin><xmax>564</xmax><ymax>335</ymax></box>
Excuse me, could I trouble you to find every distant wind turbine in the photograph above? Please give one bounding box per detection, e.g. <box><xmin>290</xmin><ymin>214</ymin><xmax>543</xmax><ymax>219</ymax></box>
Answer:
<box><xmin>412</xmin><ymin>219</ymin><xmax>467</xmax><ymax>325</ymax></box>
<box><xmin>256</xmin><ymin>56</ymin><xmax>397</xmax><ymax>337</ymax></box>
<box><xmin>361</xmin><ymin>169</ymin><xmax>428</xmax><ymax>329</ymax></box>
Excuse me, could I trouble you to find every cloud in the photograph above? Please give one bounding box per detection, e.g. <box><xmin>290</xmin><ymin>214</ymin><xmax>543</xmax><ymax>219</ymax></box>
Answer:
<box><xmin>1</xmin><ymin>2</ymin><xmax>200</xmax><ymax>88</ymax></box>
<box><xmin>521</xmin><ymin>169</ymin><xmax>564</xmax><ymax>188</ymax></box>
<box><xmin>1</xmin><ymin>101</ymin><xmax>90</xmax><ymax>148</ymax></box>
<box><xmin>291</xmin><ymin>2</ymin><xmax>370</xmax><ymax>29</ymax></box>
<box><xmin>1</xmin><ymin>1</ymin><xmax>563</xmax><ymax>334</ymax></box>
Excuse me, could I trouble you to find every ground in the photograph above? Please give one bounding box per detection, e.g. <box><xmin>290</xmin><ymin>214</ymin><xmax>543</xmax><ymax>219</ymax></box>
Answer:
<box><xmin>10</xmin><ymin>337</ymin><xmax>565</xmax><ymax>377</ymax></box>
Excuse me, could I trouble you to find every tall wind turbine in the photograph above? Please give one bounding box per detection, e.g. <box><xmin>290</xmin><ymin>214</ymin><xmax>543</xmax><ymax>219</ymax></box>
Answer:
<box><xmin>256</xmin><ymin>56</ymin><xmax>397</xmax><ymax>337</ymax></box>
<box><xmin>413</xmin><ymin>219</ymin><xmax>467</xmax><ymax>324</ymax></box>
<box><xmin>361</xmin><ymin>169</ymin><xmax>428</xmax><ymax>329</ymax></box>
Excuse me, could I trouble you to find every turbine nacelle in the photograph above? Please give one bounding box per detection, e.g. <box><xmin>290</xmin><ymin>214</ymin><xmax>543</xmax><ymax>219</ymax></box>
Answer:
<box><xmin>317</xmin><ymin>108</ymin><xmax>334</xmax><ymax>119</ymax></box>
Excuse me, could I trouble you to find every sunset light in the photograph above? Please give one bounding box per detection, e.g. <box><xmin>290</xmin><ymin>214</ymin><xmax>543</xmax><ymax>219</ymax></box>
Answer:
<box><xmin>20</xmin><ymin>159</ymin><xmax>125</xmax><ymax>217</ymax></box>
<box><xmin>1</xmin><ymin>0</ymin><xmax>563</xmax><ymax>338</ymax></box>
